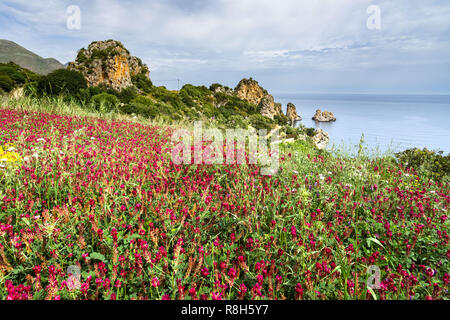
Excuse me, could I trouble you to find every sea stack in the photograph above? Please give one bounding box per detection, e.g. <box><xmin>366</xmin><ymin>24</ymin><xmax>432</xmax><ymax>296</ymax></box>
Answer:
<box><xmin>286</xmin><ymin>102</ymin><xmax>302</xmax><ymax>125</ymax></box>
<box><xmin>312</xmin><ymin>109</ymin><xmax>336</xmax><ymax>122</ymax></box>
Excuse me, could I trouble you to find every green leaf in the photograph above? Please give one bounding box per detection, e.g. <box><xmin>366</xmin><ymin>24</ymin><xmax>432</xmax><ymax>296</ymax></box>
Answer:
<box><xmin>368</xmin><ymin>287</ymin><xmax>378</xmax><ymax>300</ymax></box>
<box><xmin>90</xmin><ymin>252</ymin><xmax>107</xmax><ymax>263</ymax></box>
<box><xmin>367</xmin><ymin>237</ymin><xmax>384</xmax><ymax>248</ymax></box>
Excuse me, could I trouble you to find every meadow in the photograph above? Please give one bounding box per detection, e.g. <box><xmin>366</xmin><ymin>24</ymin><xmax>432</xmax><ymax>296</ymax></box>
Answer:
<box><xmin>0</xmin><ymin>96</ymin><xmax>448</xmax><ymax>300</ymax></box>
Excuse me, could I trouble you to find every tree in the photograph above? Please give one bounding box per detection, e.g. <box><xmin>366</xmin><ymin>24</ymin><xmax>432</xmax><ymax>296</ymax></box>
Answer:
<box><xmin>0</xmin><ymin>74</ymin><xmax>15</xmax><ymax>92</ymax></box>
<box><xmin>91</xmin><ymin>93</ymin><xmax>119</xmax><ymax>112</ymax></box>
<box><xmin>37</xmin><ymin>69</ymin><xmax>87</xmax><ymax>96</ymax></box>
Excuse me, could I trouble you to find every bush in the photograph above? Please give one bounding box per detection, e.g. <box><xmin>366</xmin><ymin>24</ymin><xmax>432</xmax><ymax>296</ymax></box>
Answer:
<box><xmin>0</xmin><ymin>74</ymin><xmax>15</xmax><ymax>92</ymax></box>
<box><xmin>131</xmin><ymin>96</ymin><xmax>153</xmax><ymax>106</ymax></box>
<box><xmin>37</xmin><ymin>69</ymin><xmax>87</xmax><ymax>96</ymax></box>
<box><xmin>209</xmin><ymin>83</ymin><xmax>223</xmax><ymax>91</ymax></box>
<box><xmin>76</xmin><ymin>86</ymin><xmax>103</xmax><ymax>103</ymax></box>
<box><xmin>91</xmin><ymin>93</ymin><xmax>120</xmax><ymax>112</ymax></box>
<box><xmin>396</xmin><ymin>148</ymin><xmax>450</xmax><ymax>180</ymax></box>
<box><xmin>248</xmin><ymin>114</ymin><xmax>273</xmax><ymax>131</ymax></box>
<box><xmin>118</xmin><ymin>86</ymin><xmax>138</xmax><ymax>104</ymax></box>
<box><xmin>132</xmin><ymin>73</ymin><xmax>152</xmax><ymax>93</ymax></box>
<box><xmin>274</xmin><ymin>113</ymin><xmax>289</xmax><ymax>126</ymax></box>
<box><xmin>226</xmin><ymin>115</ymin><xmax>248</xmax><ymax>129</ymax></box>
<box><xmin>304</xmin><ymin>127</ymin><xmax>317</xmax><ymax>137</ymax></box>
<box><xmin>0</xmin><ymin>62</ymin><xmax>39</xmax><ymax>87</ymax></box>
<box><xmin>119</xmin><ymin>102</ymin><xmax>159</xmax><ymax>118</ymax></box>
<box><xmin>181</xmin><ymin>84</ymin><xmax>210</xmax><ymax>101</ymax></box>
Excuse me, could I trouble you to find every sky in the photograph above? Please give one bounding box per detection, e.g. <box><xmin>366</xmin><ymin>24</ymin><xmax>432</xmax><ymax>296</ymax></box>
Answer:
<box><xmin>1</xmin><ymin>0</ymin><xmax>450</xmax><ymax>94</ymax></box>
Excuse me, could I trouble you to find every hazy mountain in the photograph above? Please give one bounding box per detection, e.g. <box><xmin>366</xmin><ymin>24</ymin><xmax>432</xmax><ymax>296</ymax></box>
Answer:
<box><xmin>0</xmin><ymin>39</ymin><xmax>64</xmax><ymax>75</ymax></box>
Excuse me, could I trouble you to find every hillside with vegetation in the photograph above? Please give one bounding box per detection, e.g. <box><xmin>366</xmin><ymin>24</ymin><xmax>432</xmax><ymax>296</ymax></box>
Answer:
<box><xmin>0</xmin><ymin>40</ymin><xmax>315</xmax><ymax>142</ymax></box>
<box><xmin>0</xmin><ymin>40</ymin><xmax>64</xmax><ymax>75</ymax></box>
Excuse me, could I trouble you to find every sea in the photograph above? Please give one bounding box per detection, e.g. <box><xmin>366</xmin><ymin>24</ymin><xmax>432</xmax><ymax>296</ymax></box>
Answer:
<box><xmin>275</xmin><ymin>93</ymin><xmax>450</xmax><ymax>155</ymax></box>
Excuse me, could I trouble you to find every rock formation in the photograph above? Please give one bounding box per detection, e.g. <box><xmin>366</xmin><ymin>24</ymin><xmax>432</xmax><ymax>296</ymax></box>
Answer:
<box><xmin>234</xmin><ymin>78</ymin><xmax>283</xmax><ymax>120</ymax></box>
<box><xmin>312</xmin><ymin>109</ymin><xmax>336</xmax><ymax>122</ymax></box>
<box><xmin>9</xmin><ymin>87</ymin><xmax>24</xmax><ymax>99</ymax></box>
<box><xmin>286</xmin><ymin>102</ymin><xmax>301</xmax><ymax>124</ymax></box>
<box><xmin>312</xmin><ymin>129</ymin><xmax>330</xmax><ymax>150</ymax></box>
<box><xmin>68</xmin><ymin>40</ymin><xmax>150</xmax><ymax>91</ymax></box>
<box><xmin>259</xmin><ymin>95</ymin><xmax>282</xmax><ymax>120</ymax></box>
<box><xmin>211</xmin><ymin>84</ymin><xmax>234</xmax><ymax>96</ymax></box>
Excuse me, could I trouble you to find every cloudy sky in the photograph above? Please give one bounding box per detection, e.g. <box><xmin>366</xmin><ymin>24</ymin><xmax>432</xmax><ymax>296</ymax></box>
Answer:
<box><xmin>1</xmin><ymin>0</ymin><xmax>450</xmax><ymax>93</ymax></box>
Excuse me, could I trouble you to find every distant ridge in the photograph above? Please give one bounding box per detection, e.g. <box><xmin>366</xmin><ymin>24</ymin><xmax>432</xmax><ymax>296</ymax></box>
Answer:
<box><xmin>0</xmin><ymin>39</ymin><xmax>64</xmax><ymax>75</ymax></box>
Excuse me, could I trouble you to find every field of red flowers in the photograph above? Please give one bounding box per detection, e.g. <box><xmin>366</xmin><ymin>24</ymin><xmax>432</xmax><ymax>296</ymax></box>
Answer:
<box><xmin>0</xmin><ymin>108</ymin><xmax>448</xmax><ymax>300</ymax></box>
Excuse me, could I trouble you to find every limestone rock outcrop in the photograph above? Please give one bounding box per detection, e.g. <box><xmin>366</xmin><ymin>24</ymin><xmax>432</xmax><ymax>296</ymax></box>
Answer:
<box><xmin>68</xmin><ymin>40</ymin><xmax>150</xmax><ymax>91</ymax></box>
<box><xmin>286</xmin><ymin>102</ymin><xmax>301</xmax><ymax>124</ymax></box>
<box><xmin>312</xmin><ymin>109</ymin><xmax>336</xmax><ymax>122</ymax></box>
<box><xmin>9</xmin><ymin>87</ymin><xmax>24</xmax><ymax>99</ymax></box>
<box><xmin>234</xmin><ymin>78</ymin><xmax>283</xmax><ymax>120</ymax></box>
<box><xmin>312</xmin><ymin>129</ymin><xmax>330</xmax><ymax>150</ymax></box>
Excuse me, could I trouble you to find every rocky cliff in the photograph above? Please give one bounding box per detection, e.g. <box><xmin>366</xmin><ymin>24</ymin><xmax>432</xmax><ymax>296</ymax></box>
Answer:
<box><xmin>234</xmin><ymin>78</ymin><xmax>283</xmax><ymax>120</ymax></box>
<box><xmin>68</xmin><ymin>40</ymin><xmax>150</xmax><ymax>91</ymax></box>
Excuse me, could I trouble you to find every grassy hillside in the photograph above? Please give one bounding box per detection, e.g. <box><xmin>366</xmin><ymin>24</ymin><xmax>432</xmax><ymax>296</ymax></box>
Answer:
<box><xmin>0</xmin><ymin>40</ymin><xmax>64</xmax><ymax>75</ymax></box>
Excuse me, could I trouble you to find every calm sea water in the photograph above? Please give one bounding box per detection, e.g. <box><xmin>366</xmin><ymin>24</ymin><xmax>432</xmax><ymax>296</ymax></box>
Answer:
<box><xmin>275</xmin><ymin>94</ymin><xmax>450</xmax><ymax>155</ymax></box>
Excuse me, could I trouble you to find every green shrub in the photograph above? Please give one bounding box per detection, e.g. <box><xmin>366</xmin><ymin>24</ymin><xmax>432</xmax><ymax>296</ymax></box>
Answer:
<box><xmin>304</xmin><ymin>127</ymin><xmax>317</xmax><ymax>137</ymax></box>
<box><xmin>0</xmin><ymin>62</ymin><xmax>39</xmax><ymax>86</ymax></box>
<box><xmin>132</xmin><ymin>73</ymin><xmax>152</xmax><ymax>93</ymax></box>
<box><xmin>198</xmin><ymin>103</ymin><xmax>217</xmax><ymax>118</ymax></box>
<box><xmin>0</xmin><ymin>74</ymin><xmax>15</xmax><ymax>92</ymax></box>
<box><xmin>131</xmin><ymin>96</ymin><xmax>154</xmax><ymax>106</ymax></box>
<box><xmin>91</xmin><ymin>93</ymin><xmax>120</xmax><ymax>112</ymax></box>
<box><xmin>226</xmin><ymin>115</ymin><xmax>248</xmax><ymax>129</ymax></box>
<box><xmin>181</xmin><ymin>84</ymin><xmax>210</xmax><ymax>101</ymax></box>
<box><xmin>76</xmin><ymin>86</ymin><xmax>102</xmax><ymax>103</ymax></box>
<box><xmin>396</xmin><ymin>148</ymin><xmax>450</xmax><ymax>180</ymax></box>
<box><xmin>37</xmin><ymin>69</ymin><xmax>87</xmax><ymax>96</ymax></box>
<box><xmin>223</xmin><ymin>97</ymin><xmax>258</xmax><ymax>115</ymax></box>
<box><xmin>274</xmin><ymin>113</ymin><xmax>289</xmax><ymax>126</ymax></box>
<box><xmin>119</xmin><ymin>102</ymin><xmax>159</xmax><ymax>118</ymax></box>
<box><xmin>209</xmin><ymin>83</ymin><xmax>223</xmax><ymax>91</ymax></box>
<box><xmin>118</xmin><ymin>86</ymin><xmax>138</xmax><ymax>103</ymax></box>
<box><xmin>285</xmin><ymin>126</ymin><xmax>295</xmax><ymax>136</ymax></box>
<box><xmin>248</xmin><ymin>114</ymin><xmax>273</xmax><ymax>131</ymax></box>
<box><xmin>76</xmin><ymin>49</ymin><xmax>89</xmax><ymax>64</ymax></box>
<box><xmin>179</xmin><ymin>90</ymin><xmax>196</xmax><ymax>108</ymax></box>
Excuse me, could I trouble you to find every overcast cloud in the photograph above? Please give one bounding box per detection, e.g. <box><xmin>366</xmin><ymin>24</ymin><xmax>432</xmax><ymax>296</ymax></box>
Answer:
<box><xmin>1</xmin><ymin>0</ymin><xmax>449</xmax><ymax>93</ymax></box>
